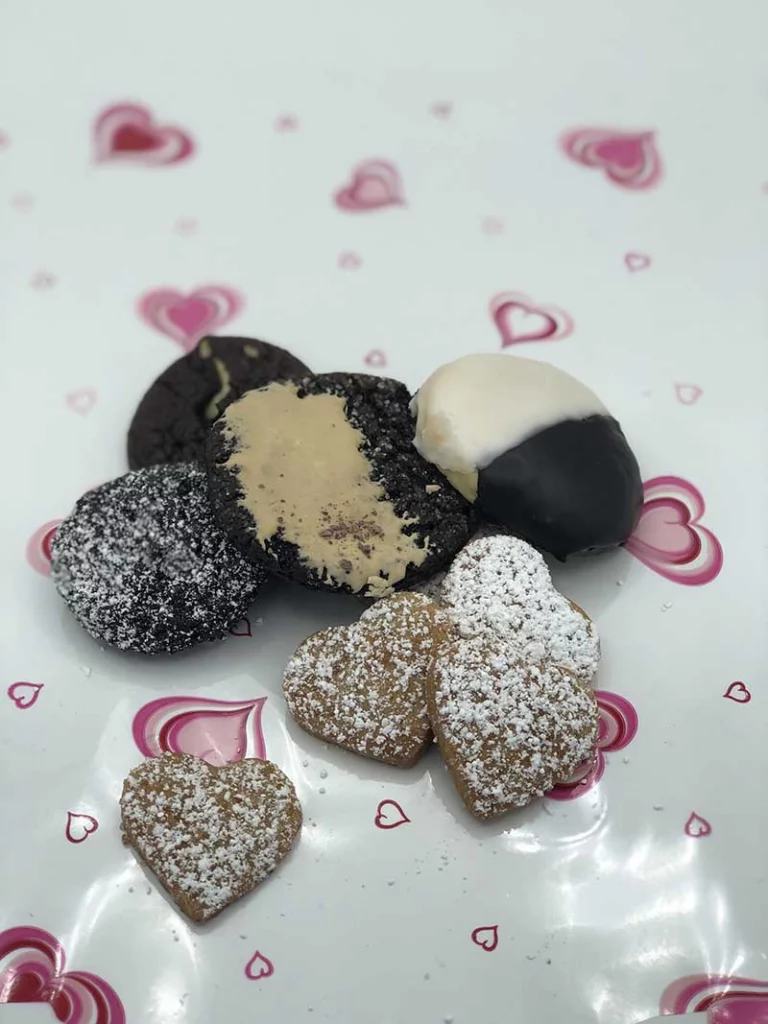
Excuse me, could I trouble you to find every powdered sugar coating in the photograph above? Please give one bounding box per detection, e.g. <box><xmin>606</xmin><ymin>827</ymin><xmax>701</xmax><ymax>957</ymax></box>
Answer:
<box><xmin>440</xmin><ymin>535</ymin><xmax>600</xmax><ymax>683</ymax></box>
<box><xmin>51</xmin><ymin>464</ymin><xmax>266</xmax><ymax>654</ymax></box>
<box><xmin>283</xmin><ymin>592</ymin><xmax>447</xmax><ymax>766</ymax></box>
<box><xmin>427</xmin><ymin>633</ymin><xmax>598</xmax><ymax>818</ymax></box>
<box><xmin>120</xmin><ymin>753</ymin><xmax>302</xmax><ymax>922</ymax></box>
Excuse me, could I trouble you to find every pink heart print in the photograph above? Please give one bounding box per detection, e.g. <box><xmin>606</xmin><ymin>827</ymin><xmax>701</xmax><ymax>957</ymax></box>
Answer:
<box><xmin>624</xmin><ymin>252</ymin><xmax>651</xmax><ymax>272</ymax></box>
<box><xmin>364</xmin><ymin>349</ymin><xmax>387</xmax><ymax>369</ymax></box>
<box><xmin>560</xmin><ymin>127</ymin><xmax>663</xmax><ymax>190</ymax></box>
<box><xmin>93</xmin><ymin>102</ymin><xmax>194</xmax><ymax>166</ymax></box>
<box><xmin>660</xmin><ymin>973</ymin><xmax>768</xmax><ymax>1021</ymax></box>
<box><xmin>229</xmin><ymin>616</ymin><xmax>252</xmax><ymax>638</ymax></box>
<box><xmin>625</xmin><ymin>475</ymin><xmax>724</xmax><ymax>586</ymax></box>
<box><xmin>137</xmin><ymin>285</ymin><xmax>244</xmax><ymax>352</ymax></box>
<box><xmin>132</xmin><ymin>694</ymin><xmax>267</xmax><ymax>765</ymax></box>
<box><xmin>549</xmin><ymin>691</ymin><xmax>638</xmax><ymax>801</ymax></box>
<box><xmin>338</xmin><ymin>251</ymin><xmax>362</xmax><ymax>269</ymax></box>
<box><xmin>470</xmin><ymin>925</ymin><xmax>499</xmax><ymax>952</ymax></box>
<box><xmin>245</xmin><ymin>951</ymin><xmax>274</xmax><ymax>981</ymax></box>
<box><xmin>684</xmin><ymin>812</ymin><xmax>712</xmax><ymax>838</ymax></box>
<box><xmin>374</xmin><ymin>799</ymin><xmax>410</xmax><ymax>830</ymax></box>
<box><xmin>26</xmin><ymin>519</ymin><xmax>62</xmax><ymax>576</ymax></box>
<box><xmin>335</xmin><ymin>159</ymin><xmax>405</xmax><ymax>212</ymax></box>
<box><xmin>65</xmin><ymin>388</ymin><xmax>97</xmax><ymax>415</ymax></box>
<box><xmin>7</xmin><ymin>682</ymin><xmax>44</xmax><ymax>710</ymax></box>
<box><xmin>723</xmin><ymin>681</ymin><xmax>751</xmax><ymax>704</ymax></box>
<box><xmin>490</xmin><ymin>292</ymin><xmax>574</xmax><ymax>347</ymax></box>
<box><xmin>65</xmin><ymin>812</ymin><xmax>99</xmax><ymax>845</ymax></box>
<box><xmin>0</xmin><ymin>925</ymin><xmax>125</xmax><ymax>1022</ymax></box>
<box><xmin>675</xmin><ymin>383</ymin><xmax>704</xmax><ymax>406</ymax></box>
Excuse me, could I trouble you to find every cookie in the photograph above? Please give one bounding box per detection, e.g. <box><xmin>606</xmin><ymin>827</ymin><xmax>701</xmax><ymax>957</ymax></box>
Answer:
<box><xmin>426</xmin><ymin>632</ymin><xmax>599</xmax><ymax>819</ymax></box>
<box><xmin>127</xmin><ymin>335</ymin><xmax>312</xmax><ymax>469</ymax></box>
<box><xmin>439</xmin><ymin>535</ymin><xmax>600</xmax><ymax>684</ymax></box>
<box><xmin>411</xmin><ymin>353</ymin><xmax>643</xmax><ymax>558</ymax></box>
<box><xmin>51</xmin><ymin>463</ymin><xmax>266</xmax><ymax>654</ymax></box>
<box><xmin>120</xmin><ymin>753</ymin><xmax>302</xmax><ymax>922</ymax></box>
<box><xmin>206</xmin><ymin>373</ymin><xmax>473</xmax><ymax>597</ymax></box>
<box><xmin>283</xmin><ymin>592</ymin><xmax>448</xmax><ymax>766</ymax></box>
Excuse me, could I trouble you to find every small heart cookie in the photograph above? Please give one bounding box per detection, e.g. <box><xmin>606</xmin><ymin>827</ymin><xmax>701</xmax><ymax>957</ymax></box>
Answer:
<box><xmin>120</xmin><ymin>753</ymin><xmax>302</xmax><ymax>922</ymax></box>
<box><xmin>283</xmin><ymin>592</ymin><xmax>448</xmax><ymax>766</ymax></box>
<box><xmin>427</xmin><ymin>633</ymin><xmax>599</xmax><ymax>819</ymax></box>
<box><xmin>440</xmin><ymin>535</ymin><xmax>600</xmax><ymax>684</ymax></box>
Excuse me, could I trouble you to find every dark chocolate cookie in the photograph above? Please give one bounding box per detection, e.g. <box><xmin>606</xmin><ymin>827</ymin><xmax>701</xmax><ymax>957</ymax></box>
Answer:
<box><xmin>127</xmin><ymin>335</ymin><xmax>312</xmax><ymax>469</ymax></box>
<box><xmin>51</xmin><ymin>464</ymin><xmax>267</xmax><ymax>654</ymax></box>
<box><xmin>206</xmin><ymin>374</ymin><xmax>473</xmax><ymax>597</ymax></box>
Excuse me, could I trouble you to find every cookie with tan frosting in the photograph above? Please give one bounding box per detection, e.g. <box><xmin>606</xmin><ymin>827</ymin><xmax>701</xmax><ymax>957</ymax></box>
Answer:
<box><xmin>283</xmin><ymin>592</ymin><xmax>448</xmax><ymax>766</ymax></box>
<box><xmin>206</xmin><ymin>374</ymin><xmax>473</xmax><ymax>597</ymax></box>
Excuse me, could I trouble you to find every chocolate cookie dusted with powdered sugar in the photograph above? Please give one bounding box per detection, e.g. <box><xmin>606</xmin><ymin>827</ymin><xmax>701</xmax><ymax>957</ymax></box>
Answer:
<box><xmin>120</xmin><ymin>753</ymin><xmax>302</xmax><ymax>922</ymax></box>
<box><xmin>427</xmin><ymin>632</ymin><xmax>599</xmax><ymax>819</ymax></box>
<box><xmin>283</xmin><ymin>592</ymin><xmax>448</xmax><ymax>766</ymax></box>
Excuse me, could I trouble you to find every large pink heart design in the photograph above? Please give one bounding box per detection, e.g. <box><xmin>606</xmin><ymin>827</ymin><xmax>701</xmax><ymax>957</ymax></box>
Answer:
<box><xmin>334</xmin><ymin>159</ymin><xmax>404</xmax><ymax>212</ymax></box>
<box><xmin>137</xmin><ymin>285</ymin><xmax>244</xmax><ymax>351</ymax></box>
<box><xmin>132</xmin><ymin>695</ymin><xmax>267</xmax><ymax>765</ymax></box>
<box><xmin>490</xmin><ymin>291</ymin><xmax>573</xmax><ymax>347</ymax></box>
<box><xmin>625</xmin><ymin>475</ymin><xmax>724</xmax><ymax>586</ymax></box>
<box><xmin>0</xmin><ymin>926</ymin><xmax>125</xmax><ymax>1022</ymax></box>
<box><xmin>93</xmin><ymin>103</ymin><xmax>194</xmax><ymax>166</ymax></box>
<box><xmin>560</xmin><ymin>127</ymin><xmax>662</xmax><ymax>190</ymax></box>
<box><xmin>660</xmin><ymin>973</ymin><xmax>768</xmax><ymax>1019</ymax></box>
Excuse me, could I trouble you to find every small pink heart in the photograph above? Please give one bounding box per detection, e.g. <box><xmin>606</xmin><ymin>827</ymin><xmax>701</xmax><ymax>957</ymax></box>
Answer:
<box><xmin>374</xmin><ymin>799</ymin><xmax>410</xmax><ymax>830</ymax></box>
<box><xmin>338</xmin><ymin>251</ymin><xmax>362</xmax><ymax>270</ymax></box>
<box><xmin>431</xmin><ymin>102</ymin><xmax>452</xmax><ymax>119</ymax></box>
<box><xmin>94</xmin><ymin>102</ymin><xmax>194</xmax><ymax>166</ymax></box>
<box><xmin>65</xmin><ymin>811</ymin><xmax>99</xmax><ymax>844</ymax></box>
<box><xmin>723</xmin><ymin>681</ymin><xmax>751</xmax><ymax>704</ymax></box>
<box><xmin>490</xmin><ymin>292</ymin><xmax>573</xmax><ymax>347</ymax></box>
<box><xmin>684</xmin><ymin>811</ymin><xmax>712</xmax><ymax>838</ymax></box>
<box><xmin>7</xmin><ymin>682</ymin><xmax>43</xmax><ymax>710</ymax></box>
<box><xmin>675</xmin><ymin>383</ymin><xmax>703</xmax><ymax>406</ymax></box>
<box><xmin>174</xmin><ymin>217</ymin><xmax>198</xmax><ymax>234</ymax></box>
<box><xmin>244</xmin><ymin>951</ymin><xmax>274</xmax><ymax>980</ymax></box>
<box><xmin>364</xmin><ymin>349</ymin><xmax>387</xmax><ymax>369</ymax></box>
<box><xmin>560</xmin><ymin>127</ymin><xmax>662</xmax><ymax>191</ymax></box>
<box><xmin>65</xmin><ymin>388</ymin><xmax>97</xmax><ymax>415</ymax></box>
<box><xmin>229</xmin><ymin>617</ymin><xmax>252</xmax><ymax>638</ymax></box>
<box><xmin>26</xmin><ymin>519</ymin><xmax>62</xmax><ymax>576</ymax></box>
<box><xmin>275</xmin><ymin>114</ymin><xmax>298</xmax><ymax>132</ymax></box>
<box><xmin>482</xmin><ymin>217</ymin><xmax>504</xmax><ymax>235</ymax></box>
<box><xmin>626</xmin><ymin>476</ymin><xmax>723</xmax><ymax>586</ymax></box>
<box><xmin>335</xmin><ymin>159</ymin><xmax>404</xmax><ymax>212</ymax></box>
<box><xmin>133</xmin><ymin>694</ymin><xmax>267</xmax><ymax>765</ymax></box>
<box><xmin>625</xmin><ymin>252</ymin><xmax>651</xmax><ymax>272</ymax></box>
<box><xmin>137</xmin><ymin>285</ymin><xmax>244</xmax><ymax>351</ymax></box>
<box><xmin>470</xmin><ymin>925</ymin><xmax>498</xmax><ymax>952</ymax></box>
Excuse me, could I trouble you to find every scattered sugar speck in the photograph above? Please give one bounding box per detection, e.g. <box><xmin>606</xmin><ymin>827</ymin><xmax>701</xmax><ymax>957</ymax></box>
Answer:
<box><xmin>319</xmin><ymin>769</ymin><xmax>328</xmax><ymax>779</ymax></box>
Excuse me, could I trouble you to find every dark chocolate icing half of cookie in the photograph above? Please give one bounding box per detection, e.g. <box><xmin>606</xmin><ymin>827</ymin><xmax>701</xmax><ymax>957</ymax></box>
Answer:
<box><xmin>127</xmin><ymin>335</ymin><xmax>312</xmax><ymax>469</ymax></box>
<box><xmin>206</xmin><ymin>374</ymin><xmax>473</xmax><ymax>597</ymax></box>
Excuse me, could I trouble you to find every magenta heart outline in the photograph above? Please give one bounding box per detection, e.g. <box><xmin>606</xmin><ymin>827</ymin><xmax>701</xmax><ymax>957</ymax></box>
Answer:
<box><xmin>26</xmin><ymin>519</ymin><xmax>62</xmax><ymax>576</ymax></box>
<box><xmin>132</xmin><ymin>694</ymin><xmax>267</xmax><ymax>764</ymax></box>
<box><xmin>334</xmin><ymin>159</ymin><xmax>405</xmax><ymax>212</ymax></box>
<box><xmin>0</xmin><ymin>925</ymin><xmax>125</xmax><ymax>1022</ymax></box>
<box><xmin>7</xmin><ymin>682</ymin><xmax>44</xmax><ymax>710</ymax></box>
<box><xmin>137</xmin><ymin>285</ymin><xmax>244</xmax><ymax>350</ymax></box>
<box><xmin>626</xmin><ymin>475</ymin><xmax>724</xmax><ymax>586</ymax></box>
<box><xmin>723</xmin><ymin>681</ymin><xmax>751</xmax><ymax>704</ymax></box>
<box><xmin>684</xmin><ymin>811</ymin><xmax>712</xmax><ymax>838</ymax></box>
<box><xmin>470</xmin><ymin>925</ymin><xmax>499</xmax><ymax>952</ymax></box>
<box><xmin>374</xmin><ymin>799</ymin><xmax>410</xmax><ymax>830</ymax></box>
<box><xmin>93</xmin><ymin>102</ymin><xmax>194</xmax><ymax>166</ymax></box>
<box><xmin>560</xmin><ymin>126</ymin><xmax>663</xmax><ymax>191</ymax></box>
<box><xmin>65</xmin><ymin>812</ymin><xmax>100</xmax><ymax>845</ymax></box>
<box><xmin>490</xmin><ymin>291</ymin><xmax>574</xmax><ymax>347</ymax></box>
<box><xmin>660</xmin><ymin>974</ymin><xmax>768</xmax><ymax>1018</ymax></box>
<box><xmin>244</xmin><ymin>951</ymin><xmax>274</xmax><ymax>980</ymax></box>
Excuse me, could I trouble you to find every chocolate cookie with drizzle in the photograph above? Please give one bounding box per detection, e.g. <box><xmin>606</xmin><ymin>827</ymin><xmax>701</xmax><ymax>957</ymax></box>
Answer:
<box><xmin>206</xmin><ymin>374</ymin><xmax>474</xmax><ymax>597</ymax></box>
<box><xmin>127</xmin><ymin>335</ymin><xmax>312</xmax><ymax>469</ymax></box>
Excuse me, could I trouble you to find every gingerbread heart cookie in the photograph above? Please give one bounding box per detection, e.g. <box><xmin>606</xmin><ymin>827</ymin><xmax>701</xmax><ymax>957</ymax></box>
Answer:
<box><xmin>427</xmin><ymin>632</ymin><xmax>599</xmax><ymax>819</ymax></box>
<box><xmin>120</xmin><ymin>753</ymin><xmax>302</xmax><ymax>922</ymax></box>
<box><xmin>283</xmin><ymin>592</ymin><xmax>448</xmax><ymax>766</ymax></box>
<box><xmin>440</xmin><ymin>534</ymin><xmax>600</xmax><ymax>684</ymax></box>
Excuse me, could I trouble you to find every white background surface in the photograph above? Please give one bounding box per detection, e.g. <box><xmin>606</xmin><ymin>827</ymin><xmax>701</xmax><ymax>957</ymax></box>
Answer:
<box><xmin>1</xmin><ymin>2</ymin><xmax>767</xmax><ymax>1022</ymax></box>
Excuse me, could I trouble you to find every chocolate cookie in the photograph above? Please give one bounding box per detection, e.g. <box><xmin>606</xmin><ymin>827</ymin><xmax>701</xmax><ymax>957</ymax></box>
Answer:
<box><xmin>51</xmin><ymin>464</ymin><xmax>266</xmax><ymax>654</ymax></box>
<box><xmin>411</xmin><ymin>353</ymin><xmax>643</xmax><ymax>559</ymax></box>
<box><xmin>206</xmin><ymin>374</ymin><xmax>473</xmax><ymax>597</ymax></box>
<box><xmin>127</xmin><ymin>335</ymin><xmax>312</xmax><ymax>469</ymax></box>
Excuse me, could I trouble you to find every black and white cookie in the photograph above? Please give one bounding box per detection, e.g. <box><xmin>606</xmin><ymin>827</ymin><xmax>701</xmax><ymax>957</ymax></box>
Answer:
<box><xmin>50</xmin><ymin>464</ymin><xmax>266</xmax><ymax>654</ymax></box>
<box><xmin>410</xmin><ymin>353</ymin><xmax>642</xmax><ymax>559</ymax></box>
<box><xmin>206</xmin><ymin>374</ymin><xmax>473</xmax><ymax>597</ymax></box>
<box><xmin>127</xmin><ymin>335</ymin><xmax>312</xmax><ymax>469</ymax></box>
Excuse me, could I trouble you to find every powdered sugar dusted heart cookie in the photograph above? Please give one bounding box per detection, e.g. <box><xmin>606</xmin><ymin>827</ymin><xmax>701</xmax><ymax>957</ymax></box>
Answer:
<box><xmin>120</xmin><ymin>753</ymin><xmax>302</xmax><ymax>922</ymax></box>
<box><xmin>440</xmin><ymin>534</ymin><xmax>600</xmax><ymax>684</ymax></box>
<box><xmin>283</xmin><ymin>592</ymin><xmax>448</xmax><ymax>766</ymax></box>
<box><xmin>427</xmin><ymin>633</ymin><xmax>599</xmax><ymax>819</ymax></box>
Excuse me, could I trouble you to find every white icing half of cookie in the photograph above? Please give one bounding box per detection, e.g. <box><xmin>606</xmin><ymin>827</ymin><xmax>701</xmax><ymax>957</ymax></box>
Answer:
<box><xmin>410</xmin><ymin>353</ymin><xmax>608</xmax><ymax>479</ymax></box>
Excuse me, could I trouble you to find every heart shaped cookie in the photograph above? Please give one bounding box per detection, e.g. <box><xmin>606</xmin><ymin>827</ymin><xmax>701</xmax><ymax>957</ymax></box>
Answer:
<box><xmin>440</xmin><ymin>534</ymin><xmax>600</xmax><ymax>684</ymax></box>
<box><xmin>120</xmin><ymin>753</ymin><xmax>302</xmax><ymax>922</ymax></box>
<box><xmin>283</xmin><ymin>592</ymin><xmax>448</xmax><ymax>766</ymax></box>
<box><xmin>427</xmin><ymin>632</ymin><xmax>599</xmax><ymax>819</ymax></box>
